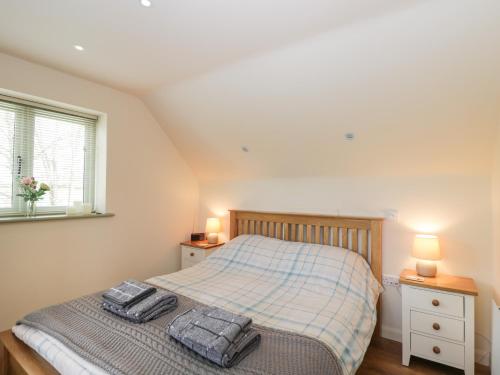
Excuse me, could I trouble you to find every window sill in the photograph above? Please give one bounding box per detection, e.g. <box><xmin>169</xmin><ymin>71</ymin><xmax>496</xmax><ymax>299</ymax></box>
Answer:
<box><xmin>0</xmin><ymin>212</ymin><xmax>114</xmax><ymax>224</ymax></box>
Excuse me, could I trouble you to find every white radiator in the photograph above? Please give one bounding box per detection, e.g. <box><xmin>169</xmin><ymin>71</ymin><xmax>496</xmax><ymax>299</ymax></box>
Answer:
<box><xmin>493</xmin><ymin>298</ymin><xmax>500</xmax><ymax>374</ymax></box>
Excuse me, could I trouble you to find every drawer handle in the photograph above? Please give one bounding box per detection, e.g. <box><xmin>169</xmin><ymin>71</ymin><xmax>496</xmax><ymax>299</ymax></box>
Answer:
<box><xmin>432</xmin><ymin>299</ymin><xmax>440</xmax><ymax>307</ymax></box>
<box><xmin>432</xmin><ymin>323</ymin><xmax>441</xmax><ymax>331</ymax></box>
<box><xmin>190</xmin><ymin>252</ymin><xmax>195</xmax><ymax>257</ymax></box>
<box><xmin>433</xmin><ymin>346</ymin><xmax>441</xmax><ymax>354</ymax></box>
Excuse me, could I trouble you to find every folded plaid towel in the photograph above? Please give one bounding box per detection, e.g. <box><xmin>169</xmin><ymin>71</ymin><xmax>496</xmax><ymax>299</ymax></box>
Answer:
<box><xmin>102</xmin><ymin>279</ymin><xmax>156</xmax><ymax>308</ymax></box>
<box><xmin>103</xmin><ymin>290</ymin><xmax>178</xmax><ymax>323</ymax></box>
<box><xmin>168</xmin><ymin>306</ymin><xmax>261</xmax><ymax>368</ymax></box>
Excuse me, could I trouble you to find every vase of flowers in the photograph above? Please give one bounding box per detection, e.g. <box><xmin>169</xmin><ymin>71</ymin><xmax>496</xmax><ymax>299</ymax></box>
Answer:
<box><xmin>17</xmin><ymin>177</ymin><xmax>50</xmax><ymax>217</ymax></box>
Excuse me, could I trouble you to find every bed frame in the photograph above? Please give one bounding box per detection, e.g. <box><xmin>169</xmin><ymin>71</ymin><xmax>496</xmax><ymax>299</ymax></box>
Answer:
<box><xmin>0</xmin><ymin>210</ymin><xmax>383</xmax><ymax>375</ymax></box>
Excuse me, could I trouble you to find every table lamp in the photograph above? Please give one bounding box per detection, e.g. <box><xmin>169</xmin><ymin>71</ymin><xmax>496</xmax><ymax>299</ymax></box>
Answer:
<box><xmin>412</xmin><ymin>234</ymin><xmax>441</xmax><ymax>277</ymax></box>
<box><xmin>206</xmin><ymin>217</ymin><xmax>221</xmax><ymax>244</ymax></box>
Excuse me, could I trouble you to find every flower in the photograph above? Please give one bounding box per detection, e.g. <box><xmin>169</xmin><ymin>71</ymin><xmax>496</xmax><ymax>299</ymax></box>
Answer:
<box><xmin>39</xmin><ymin>183</ymin><xmax>50</xmax><ymax>191</ymax></box>
<box><xmin>21</xmin><ymin>176</ymin><xmax>33</xmax><ymax>186</ymax></box>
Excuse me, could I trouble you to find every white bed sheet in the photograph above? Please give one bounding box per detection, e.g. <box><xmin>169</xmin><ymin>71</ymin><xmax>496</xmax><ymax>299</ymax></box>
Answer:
<box><xmin>12</xmin><ymin>324</ymin><xmax>108</xmax><ymax>375</ymax></box>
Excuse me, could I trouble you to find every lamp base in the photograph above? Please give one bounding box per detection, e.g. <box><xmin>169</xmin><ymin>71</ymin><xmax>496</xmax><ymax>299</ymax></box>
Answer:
<box><xmin>416</xmin><ymin>260</ymin><xmax>437</xmax><ymax>277</ymax></box>
<box><xmin>207</xmin><ymin>233</ymin><xmax>218</xmax><ymax>244</ymax></box>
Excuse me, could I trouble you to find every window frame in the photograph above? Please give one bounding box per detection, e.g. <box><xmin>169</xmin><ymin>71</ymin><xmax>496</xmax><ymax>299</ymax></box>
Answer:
<box><xmin>0</xmin><ymin>95</ymin><xmax>98</xmax><ymax>217</ymax></box>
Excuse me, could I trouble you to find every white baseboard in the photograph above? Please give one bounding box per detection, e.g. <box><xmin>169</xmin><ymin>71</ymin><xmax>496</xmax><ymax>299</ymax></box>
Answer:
<box><xmin>475</xmin><ymin>348</ymin><xmax>490</xmax><ymax>367</ymax></box>
<box><xmin>380</xmin><ymin>324</ymin><xmax>490</xmax><ymax>367</ymax></box>
<box><xmin>381</xmin><ymin>325</ymin><xmax>402</xmax><ymax>342</ymax></box>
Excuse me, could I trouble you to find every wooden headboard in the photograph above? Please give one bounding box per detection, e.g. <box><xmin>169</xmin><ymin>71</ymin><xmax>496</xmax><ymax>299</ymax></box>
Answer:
<box><xmin>229</xmin><ymin>210</ymin><xmax>383</xmax><ymax>282</ymax></box>
<box><xmin>229</xmin><ymin>210</ymin><xmax>384</xmax><ymax>334</ymax></box>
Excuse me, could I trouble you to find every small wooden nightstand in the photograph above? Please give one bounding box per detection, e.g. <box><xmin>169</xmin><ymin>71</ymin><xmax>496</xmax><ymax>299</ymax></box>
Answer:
<box><xmin>400</xmin><ymin>269</ymin><xmax>478</xmax><ymax>375</ymax></box>
<box><xmin>180</xmin><ymin>240</ymin><xmax>225</xmax><ymax>269</ymax></box>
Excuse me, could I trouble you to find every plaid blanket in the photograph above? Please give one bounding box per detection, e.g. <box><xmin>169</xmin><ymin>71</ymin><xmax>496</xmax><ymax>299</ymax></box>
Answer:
<box><xmin>148</xmin><ymin>234</ymin><xmax>382</xmax><ymax>375</ymax></box>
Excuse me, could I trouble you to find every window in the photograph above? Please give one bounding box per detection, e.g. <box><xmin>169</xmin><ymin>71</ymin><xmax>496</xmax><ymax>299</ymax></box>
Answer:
<box><xmin>0</xmin><ymin>95</ymin><xmax>97</xmax><ymax>216</ymax></box>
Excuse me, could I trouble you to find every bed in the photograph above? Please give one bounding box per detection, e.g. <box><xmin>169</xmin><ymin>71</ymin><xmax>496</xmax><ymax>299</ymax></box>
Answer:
<box><xmin>1</xmin><ymin>210</ymin><xmax>383</xmax><ymax>375</ymax></box>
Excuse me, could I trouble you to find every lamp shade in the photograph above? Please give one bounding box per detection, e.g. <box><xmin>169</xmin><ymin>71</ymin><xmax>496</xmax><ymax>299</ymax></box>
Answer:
<box><xmin>412</xmin><ymin>234</ymin><xmax>441</xmax><ymax>261</ymax></box>
<box><xmin>205</xmin><ymin>217</ymin><xmax>221</xmax><ymax>233</ymax></box>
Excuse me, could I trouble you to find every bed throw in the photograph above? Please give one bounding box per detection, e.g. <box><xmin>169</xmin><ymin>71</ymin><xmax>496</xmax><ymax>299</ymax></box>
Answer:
<box><xmin>168</xmin><ymin>306</ymin><xmax>261</xmax><ymax>368</ymax></box>
<box><xmin>103</xmin><ymin>289</ymin><xmax>178</xmax><ymax>323</ymax></box>
<box><xmin>102</xmin><ymin>279</ymin><xmax>156</xmax><ymax>308</ymax></box>
<box><xmin>18</xmin><ymin>290</ymin><xmax>342</xmax><ymax>375</ymax></box>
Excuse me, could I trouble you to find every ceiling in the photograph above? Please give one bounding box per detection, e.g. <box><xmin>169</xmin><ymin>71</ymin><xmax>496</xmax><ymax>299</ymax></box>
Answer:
<box><xmin>0</xmin><ymin>0</ymin><xmax>420</xmax><ymax>94</ymax></box>
<box><xmin>1</xmin><ymin>0</ymin><xmax>500</xmax><ymax>182</ymax></box>
<box><xmin>144</xmin><ymin>0</ymin><xmax>500</xmax><ymax>181</ymax></box>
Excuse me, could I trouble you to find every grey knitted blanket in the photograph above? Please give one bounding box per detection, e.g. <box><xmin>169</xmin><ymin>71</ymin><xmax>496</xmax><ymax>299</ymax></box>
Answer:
<box><xmin>18</xmin><ymin>291</ymin><xmax>342</xmax><ymax>375</ymax></box>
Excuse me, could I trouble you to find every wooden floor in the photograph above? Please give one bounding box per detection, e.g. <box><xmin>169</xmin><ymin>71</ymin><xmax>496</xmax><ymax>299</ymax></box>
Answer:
<box><xmin>359</xmin><ymin>337</ymin><xmax>490</xmax><ymax>375</ymax></box>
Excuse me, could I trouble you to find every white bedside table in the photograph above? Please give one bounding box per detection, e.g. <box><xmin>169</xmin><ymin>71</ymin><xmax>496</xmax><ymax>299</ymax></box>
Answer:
<box><xmin>400</xmin><ymin>269</ymin><xmax>478</xmax><ymax>375</ymax></box>
<box><xmin>180</xmin><ymin>240</ymin><xmax>225</xmax><ymax>269</ymax></box>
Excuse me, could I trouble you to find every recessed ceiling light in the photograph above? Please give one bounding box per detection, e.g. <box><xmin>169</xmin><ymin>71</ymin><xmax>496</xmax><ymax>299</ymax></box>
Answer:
<box><xmin>140</xmin><ymin>0</ymin><xmax>152</xmax><ymax>7</ymax></box>
<box><xmin>74</xmin><ymin>45</ymin><xmax>84</xmax><ymax>51</ymax></box>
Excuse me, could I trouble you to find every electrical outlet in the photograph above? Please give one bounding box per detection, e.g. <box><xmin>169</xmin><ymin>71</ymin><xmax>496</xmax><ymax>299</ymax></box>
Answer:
<box><xmin>382</xmin><ymin>274</ymin><xmax>400</xmax><ymax>287</ymax></box>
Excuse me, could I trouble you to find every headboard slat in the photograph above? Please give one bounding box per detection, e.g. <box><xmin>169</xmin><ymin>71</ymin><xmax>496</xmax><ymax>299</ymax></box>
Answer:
<box><xmin>269</xmin><ymin>222</ymin><xmax>275</xmax><ymax>238</ymax></box>
<box><xmin>314</xmin><ymin>225</ymin><xmax>321</xmax><ymax>244</ymax></box>
<box><xmin>323</xmin><ymin>226</ymin><xmax>330</xmax><ymax>246</ymax></box>
<box><xmin>361</xmin><ymin>230</ymin><xmax>368</xmax><ymax>259</ymax></box>
<box><xmin>298</xmin><ymin>224</ymin><xmax>304</xmax><ymax>242</ymax></box>
<box><xmin>306</xmin><ymin>224</ymin><xmax>312</xmax><ymax>243</ymax></box>
<box><xmin>341</xmin><ymin>227</ymin><xmax>348</xmax><ymax>248</ymax></box>
<box><xmin>352</xmin><ymin>228</ymin><xmax>359</xmax><ymax>252</ymax></box>
<box><xmin>332</xmin><ymin>227</ymin><xmax>339</xmax><ymax>247</ymax></box>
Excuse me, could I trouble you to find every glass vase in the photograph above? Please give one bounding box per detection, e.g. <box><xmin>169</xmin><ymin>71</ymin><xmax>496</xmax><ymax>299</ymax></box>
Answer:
<box><xmin>26</xmin><ymin>201</ymin><xmax>36</xmax><ymax>218</ymax></box>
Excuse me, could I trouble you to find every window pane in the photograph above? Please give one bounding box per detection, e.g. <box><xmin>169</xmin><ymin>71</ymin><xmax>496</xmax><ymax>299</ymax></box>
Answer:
<box><xmin>0</xmin><ymin>109</ymin><xmax>15</xmax><ymax>208</ymax></box>
<box><xmin>33</xmin><ymin>115</ymin><xmax>86</xmax><ymax>207</ymax></box>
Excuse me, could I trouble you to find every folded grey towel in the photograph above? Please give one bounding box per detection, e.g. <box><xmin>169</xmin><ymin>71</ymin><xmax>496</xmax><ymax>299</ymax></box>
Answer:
<box><xmin>102</xmin><ymin>279</ymin><xmax>156</xmax><ymax>308</ymax></box>
<box><xmin>168</xmin><ymin>306</ymin><xmax>261</xmax><ymax>368</ymax></box>
<box><xmin>103</xmin><ymin>290</ymin><xmax>178</xmax><ymax>323</ymax></box>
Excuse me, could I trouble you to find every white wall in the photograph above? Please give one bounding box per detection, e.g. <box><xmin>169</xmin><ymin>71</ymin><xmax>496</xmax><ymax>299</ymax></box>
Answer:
<box><xmin>493</xmin><ymin>122</ymin><xmax>500</xmax><ymax>307</ymax></box>
<box><xmin>492</xmin><ymin>122</ymin><xmax>500</xmax><ymax>373</ymax></box>
<box><xmin>141</xmin><ymin>1</ymin><xmax>500</xmax><ymax>364</ymax></box>
<box><xmin>197</xmin><ymin>175</ymin><xmax>494</xmax><ymax>363</ymax></box>
<box><xmin>0</xmin><ymin>53</ymin><xmax>199</xmax><ymax>331</ymax></box>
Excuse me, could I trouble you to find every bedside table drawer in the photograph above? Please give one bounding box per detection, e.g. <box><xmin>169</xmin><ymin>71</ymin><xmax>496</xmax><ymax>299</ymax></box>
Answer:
<box><xmin>408</xmin><ymin>287</ymin><xmax>464</xmax><ymax>317</ymax></box>
<box><xmin>182</xmin><ymin>246</ymin><xmax>206</xmax><ymax>263</ymax></box>
<box><xmin>411</xmin><ymin>333</ymin><xmax>464</xmax><ymax>368</ymax></box>
<box><xmin>411</xmin><ymin>311</ymin><xmax>464</xmax><ymax>342</ymax></box>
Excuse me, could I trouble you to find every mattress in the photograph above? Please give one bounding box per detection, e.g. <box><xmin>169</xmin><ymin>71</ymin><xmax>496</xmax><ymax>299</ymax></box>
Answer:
<box><xmin>14</xmin><ymin>234</ymin><xmax>382</xmax><ymax>375</ymax></box>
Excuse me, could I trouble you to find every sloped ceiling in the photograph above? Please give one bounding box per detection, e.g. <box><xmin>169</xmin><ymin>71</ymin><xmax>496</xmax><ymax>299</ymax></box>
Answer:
<box><xmin>1</xmin><ymin>0</ymin><xmax>500</xmax><ymax>182</ymax></box>
<box><xmin>0</xmin><ymin>0</ymin><xmax>418</xmax><ymax>94</ymax></box>
<box><xmin>144</xmin><ymin>0</ymin><xmax>500</xmax><ymax>181</ymax></box>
